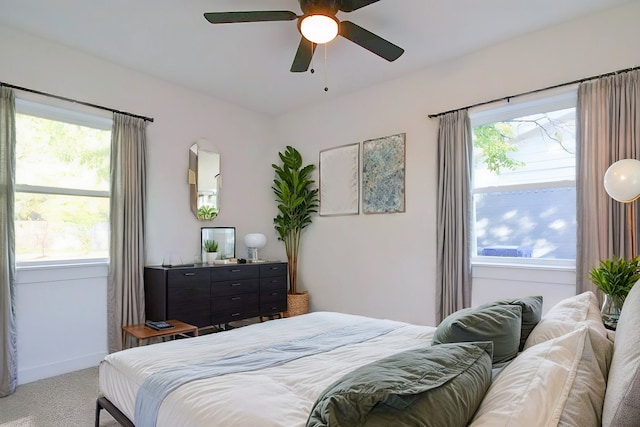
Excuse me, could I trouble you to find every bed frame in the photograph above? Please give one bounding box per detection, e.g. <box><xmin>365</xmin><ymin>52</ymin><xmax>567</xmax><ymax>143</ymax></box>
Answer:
<box><xmin>95</xmin><ymin>396</ymin><xmax>134</xmax><ymax>427</ymax></box>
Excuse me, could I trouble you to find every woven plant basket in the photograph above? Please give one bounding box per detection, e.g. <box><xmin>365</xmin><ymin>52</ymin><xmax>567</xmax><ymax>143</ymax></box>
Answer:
<box><xmin>285</xmin><ymin>292</ymin><xmax>309</xmax><ymax>317</ymax></box>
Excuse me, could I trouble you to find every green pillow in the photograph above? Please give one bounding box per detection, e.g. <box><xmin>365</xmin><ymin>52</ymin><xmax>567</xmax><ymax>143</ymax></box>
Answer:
<box><xmin>480</xmin><ymin>296</ymin><xmax>543</xmax><ymax>350</ymax></box>
<box><xmin>432</xmin><ymin>304</ymin><xmax>522</xmax><ymax>365</ymax></box>
<box><xmin>306</xmin><ymin>342</ymin><xmax>493</xmax><ymax>427</ymax></box>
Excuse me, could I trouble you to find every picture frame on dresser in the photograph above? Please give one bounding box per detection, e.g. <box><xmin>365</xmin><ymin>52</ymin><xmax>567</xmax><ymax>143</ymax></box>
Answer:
<box><xmin>201</xmin><ymin>226</ymin><xmax>236</xmax><ymax>260</ymax></box>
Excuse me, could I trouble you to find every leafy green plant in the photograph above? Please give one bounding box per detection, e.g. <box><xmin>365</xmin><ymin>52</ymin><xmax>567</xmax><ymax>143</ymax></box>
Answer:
<box><xmin>588</xmin><ymin>255</ymin><xmax>640</xmax><ymax>302</ymax></box>
<box><xmin>197</xmin><ymin>205</ymin><xmax>218</xmax><ymax>220</ymax></box>
<box><xmin>473</xmin><ymin>123</ymin><xmax>524</xmax><ymax>174</ymax></box>
<box><xmin>272</xmin><ymin>146</ymin><xmax>319</xmax><ymax>295</ymax></box>
<box><xmin>203</xmin><ymin>239</ymin><xmax>219</xmax><ymax>253</ymax></box>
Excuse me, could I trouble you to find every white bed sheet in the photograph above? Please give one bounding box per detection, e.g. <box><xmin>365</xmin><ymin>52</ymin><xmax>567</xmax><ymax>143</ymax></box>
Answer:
<box><xmin>99</xmin><ymin>311</ymin><xmax>435</xmax><ymax>427</ymax></box>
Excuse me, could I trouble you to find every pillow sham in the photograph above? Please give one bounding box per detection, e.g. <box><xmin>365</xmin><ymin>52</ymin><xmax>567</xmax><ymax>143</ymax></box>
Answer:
<box><xmin>480</xmin><ymin>295</ymin><xmax>543</xmax><ymax>350</ymax></box>
<box><xmin>602</xmin><ymin>280</ymin><xmax>640</xmax><ymax>426</ymax></box>
<box><xmin>306</xmin><ymin>342</ymin><xmax>493</xmax><ymax>427</ymax></box>
<box><xmin>523</xmin><ymin>291</ymin><xmax>607</xmax><ymax>350</ymax></box>
<box><xmin>432</xmin><ymin>304</ymin><xmax>522</xmax><ymax>365</ymax></box>
<box><xmin>470</xmin><ymin>325</ymin><xmax>612</xmax><ymax>427</ymax></box>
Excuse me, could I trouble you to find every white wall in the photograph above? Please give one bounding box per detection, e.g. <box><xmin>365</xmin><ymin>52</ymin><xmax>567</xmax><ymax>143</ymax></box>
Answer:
<box><xmin>2</xmin><ymin>1</ymin><xmax>640</xmax><ymax>383</ymax></box>
<box><xmin>0</xmin><ymin>24</ymin><xmax>284</xmax><ymax>383</ymax></box>
<box><xmin>15</xmin><ymin>264</ymin><xmax>108</xmax><ymax>384</ymax></box>
<box><xmin>472</xmin><ymin>265</ymin><xmax>576</xmax><ymax>314</ymax></box>
<box><xmin>274</xmin><ymin>1</ymin><xmax>640</xmax><ymax>326</ymax></box>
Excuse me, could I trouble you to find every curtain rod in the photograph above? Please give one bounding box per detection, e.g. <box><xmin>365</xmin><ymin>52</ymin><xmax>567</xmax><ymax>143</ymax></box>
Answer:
<box><xmin>427</xmin><ymin>65</ymin><xmax>640</xmax><ymax>119</ymax></box>
<box><xmin>0</xmin><ymin>81</ymin><xmax>154</xmax><ymax>123</ymax></box>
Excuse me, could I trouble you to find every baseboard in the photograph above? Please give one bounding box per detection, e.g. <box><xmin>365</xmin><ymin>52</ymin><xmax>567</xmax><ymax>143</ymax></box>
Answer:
<box><xmin>17</xmin><ymin>351</ymin><xmax>107</xmax><ymax>385</ymax></box>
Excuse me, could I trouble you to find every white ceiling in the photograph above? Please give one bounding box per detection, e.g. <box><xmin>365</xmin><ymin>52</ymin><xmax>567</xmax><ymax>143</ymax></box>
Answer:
<box><xmin>0</xmin><ymin>0</ymin><xmax>634</xmax><ymax>116</ymax></box>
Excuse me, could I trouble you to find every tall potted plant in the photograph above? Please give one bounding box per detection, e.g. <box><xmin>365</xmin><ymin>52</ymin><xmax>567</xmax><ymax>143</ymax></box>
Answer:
<box><xmin>272</xmin><ymin>146</ymin><xmax>319</xmax><ymax>316</ymax></box>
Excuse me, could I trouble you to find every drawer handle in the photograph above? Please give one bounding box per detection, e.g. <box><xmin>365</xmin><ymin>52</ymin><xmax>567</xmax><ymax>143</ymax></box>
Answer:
<box><xmin>231</xmin><ymin>269</ymin><xmax>241</xmax><ymax>273</ymax></box>
<box><xmin>270</xmin><ymin>279</ymin><xmax>278</xmax><ymax>283</ymax></box>
<box><xmin>231</xmin><ymin>312</ymin><xmax>240</xmax><ymax>317</ymax></box>
<box><xmin>231</xmin><ymin>297</ymin><xmax>241</xmax><ymax>301</ymax></box>
<box><xmin>231</xmin><ymin>283</ymin><xmax>241</xmax><ymax>287</ymax></box>
<box><xmin>270</xmin><ymin>267</ymin><xmax>278</xmax><ymax>270</ymax></box>
<box><xmin>184</xmin><ymin>273</ymin><xmax>195</xmax><ymax>276</ymax></box>
<box><xmin>271</xmin><ymin>292</ymin><xmax>279</xmax><ymax>296</ymax></box>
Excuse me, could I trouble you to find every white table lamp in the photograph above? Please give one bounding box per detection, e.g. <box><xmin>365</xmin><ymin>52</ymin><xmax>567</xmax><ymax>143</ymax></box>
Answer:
<box><xmin>244</xmin><ymin>233</ymin><xmax>267</xmax><ymax>261</ymax></box>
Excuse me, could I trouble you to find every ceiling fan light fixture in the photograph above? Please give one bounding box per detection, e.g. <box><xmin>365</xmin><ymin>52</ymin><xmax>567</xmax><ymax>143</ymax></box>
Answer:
<box><xmin>299</xmin><ymin>14</ymin><xmax>339</xmax><ymax>44</ymax></box>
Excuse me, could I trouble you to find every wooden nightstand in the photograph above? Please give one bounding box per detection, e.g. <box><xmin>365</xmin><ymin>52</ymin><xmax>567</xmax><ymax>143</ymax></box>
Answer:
<box><xmin>121</xmin><ymin>319</ymin><xmax>198</xmax><ymax>349</ymax></box>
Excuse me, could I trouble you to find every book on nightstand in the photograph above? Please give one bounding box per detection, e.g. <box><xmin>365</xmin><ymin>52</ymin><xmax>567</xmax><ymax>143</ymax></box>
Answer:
<box><xmin>145</xmin><ymin>320</ymin><xmax>174</xmax><ymax>330</ymax></box>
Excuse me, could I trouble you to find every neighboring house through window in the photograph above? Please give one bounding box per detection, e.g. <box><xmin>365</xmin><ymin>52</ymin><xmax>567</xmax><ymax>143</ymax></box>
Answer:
<box><xmin>470</xmin><ymin>90</ymin><xmax>577</xmax><ymax>265</ymax></box>
<box><xmin>14</xmin><ymin>98</ymin><xmax>112</xmax><ymax>264</ymax></box>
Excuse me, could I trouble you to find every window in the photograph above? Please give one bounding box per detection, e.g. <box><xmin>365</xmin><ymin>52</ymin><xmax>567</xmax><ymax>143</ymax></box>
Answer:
<box><xmin>471</xmin><ymin>91</ymin><xmax>576</xmax><ymax>264</ymax></box>
<box><xmin>14</xmin><ymin>99</ymin><xmax>112</xmax><ymax>264</ymax></box>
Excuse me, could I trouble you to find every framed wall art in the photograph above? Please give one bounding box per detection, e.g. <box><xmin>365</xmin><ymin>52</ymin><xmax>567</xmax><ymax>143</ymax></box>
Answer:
<box><xmin>362</xmin><ymin>133</ymin><xmax>406</xmax><ymax>214</ymax></box>
<box><xmin>201</xmin><ymin>227</ymin><xmax>236</xmax><ymax>259</ymax></box>
<box><xmin>319</xmin><ymin>143</ymin><xmax>360</xmax><ymax>216</ymax></box>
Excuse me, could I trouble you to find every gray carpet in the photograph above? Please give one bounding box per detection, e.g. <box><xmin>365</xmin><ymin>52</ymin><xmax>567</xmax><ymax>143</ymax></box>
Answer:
<box><xmin>0</xmin><ymin>366</ymin><xmax>119</xmax><ymax>427</ymax></box>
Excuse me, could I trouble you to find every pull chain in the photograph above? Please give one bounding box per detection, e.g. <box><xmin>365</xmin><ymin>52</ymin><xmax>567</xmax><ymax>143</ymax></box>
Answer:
<box><xmin>310</xmin><ymin>42</ymin><xmax>315</xmax><ymax>74</ymax></box>
<box><xmin>324</xmin><ymin>43</ymin><xmax>329</xmax><ymax>92</ymax></box>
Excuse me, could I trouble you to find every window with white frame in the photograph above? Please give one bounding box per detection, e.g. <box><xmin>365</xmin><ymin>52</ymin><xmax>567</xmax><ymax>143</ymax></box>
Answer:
<box><xmin>14</xmin><ymin>98</ymin><xmax>112</xmax><ymax>264</ymax></box>
<box><xmin>470</xmin><ymin>91</ymin><xmax>576</xmax><ymax>264</ymax></box>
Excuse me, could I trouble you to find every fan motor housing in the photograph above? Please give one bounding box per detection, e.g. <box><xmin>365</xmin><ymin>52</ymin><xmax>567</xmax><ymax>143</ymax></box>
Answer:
<box><xmin>299</xmin><ymin>0</ymin><xmax>340</xmax><ymax>16</ymax></box>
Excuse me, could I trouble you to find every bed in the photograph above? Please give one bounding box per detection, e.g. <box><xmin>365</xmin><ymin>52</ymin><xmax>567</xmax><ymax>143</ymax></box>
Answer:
<box><xmin>96</xmin><ymin>281</ymin><xmax>640</xmax><ymax>427</ymax></box>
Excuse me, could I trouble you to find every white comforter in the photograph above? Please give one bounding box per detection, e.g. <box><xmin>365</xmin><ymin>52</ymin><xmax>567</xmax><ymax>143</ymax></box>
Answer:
<box><xmin>99</xmin><ymin>312</ymin><xmax>435</xmax><ymax>427</ymax></box>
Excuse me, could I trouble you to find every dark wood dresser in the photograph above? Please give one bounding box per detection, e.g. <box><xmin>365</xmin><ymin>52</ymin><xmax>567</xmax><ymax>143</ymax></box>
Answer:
<box><xmin>144</xmin><ymin>262</ymin><xmax>288</xmax><ymax>328</ymax></box>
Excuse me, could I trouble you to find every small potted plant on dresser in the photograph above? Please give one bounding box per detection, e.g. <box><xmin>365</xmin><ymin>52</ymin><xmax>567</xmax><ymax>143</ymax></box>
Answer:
<box><xmin>203</xmin><ymin>239</ymin><xmax>219</xmax><ymax>264</ymax></box>
<box><xmin>272</xmin><ymin>146</ymin><xmax>319</xmax><ymax>316</ymax></box>
<box><xmin>588</xmin><ymin>255</ymin><xmax>640</xmax><ymax>330</ymax></box>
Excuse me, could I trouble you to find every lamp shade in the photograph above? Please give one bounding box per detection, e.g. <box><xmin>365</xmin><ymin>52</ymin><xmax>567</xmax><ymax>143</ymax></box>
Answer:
<box><xmin>604</xmin><ymin>159</ymin><xmax>640</xmax><ymax>203</ymax></box>
<box><xmin>244</xmin><ymin>233</ymin><xmax>267</xmax><ymax>249</ymax></box>
<box><xmin>299</xmin><ymin>14</ymin><xmax>339</xmax><ymax>44</ymax></box>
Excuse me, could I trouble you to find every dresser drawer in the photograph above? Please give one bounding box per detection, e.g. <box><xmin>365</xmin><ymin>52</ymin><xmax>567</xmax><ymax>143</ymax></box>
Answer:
<box><xmin>211</xmin><ymin>278</ymin><xmax>259</xmax><ymax>297</ymax></box>
<box><xmin>212</xmin><ymin>293</ymin><xmax>259</xmax><ymax>311</ymax></box>
<box><xmin>167</xmin><ymin>268</ymin><xmax>209</xmax><ymax>284</ymax></box>
<box><xmin>167</xmin><ymin>281</ymin><xmax>210</xmax><ymax>328</ymax></box>
<box><xmin>260</xmin><ymin>275</ymin><xmax>287</xmax><ymax>291</ymax></box>
<box><xmin>168</xmin><ymin>304</ymin><xmax>210</xmax><ymax>328</ymax></box>
<box><xmin>211</xmin><ymin>307</ymin><xmax>260</xmax><ymax>325</ymax></box>
<box><xmin>260</xmin><ymin>263</ymin><xmax>287</xmax><ymax>278</ymax></box>
<box><xmin>260</xmin><ymin>288</ymin><xmax>287</xmax><ymax>304</ymax></box>
<box><xmin>211</xmin><ymin>264</ymin><xmax>259</xmax><ymax>281</ymax></box>
<box><xmin>167</xmin><ymin>281</ymin><xmax>210</xmax><ymax>300</ymax></box>
<box><xmin>260</xmin><ymin>301</ymin><xmax>287</xmax><ymax>316</ymax></box>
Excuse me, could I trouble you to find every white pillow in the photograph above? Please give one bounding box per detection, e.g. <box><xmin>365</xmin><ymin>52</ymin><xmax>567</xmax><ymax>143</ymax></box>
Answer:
<box><xmin>469</xmin><ymin>326</ymin><xmax>612</xmax><ymax>426</ymax></box>
<box><xmin>523</xmin><ymin>291</ymin><xmax>607</xmax><ymax>349</ymax></box>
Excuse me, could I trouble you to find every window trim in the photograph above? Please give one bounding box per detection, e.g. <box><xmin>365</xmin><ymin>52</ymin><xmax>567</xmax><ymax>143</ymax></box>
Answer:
<box><xmin>470</xmin><ymin>87</ymin><xmax>577</xmax><ymax>127</ymax></box>
<box><xmin>15</xmin><ymin>98</ymin><xmax>112</xmax><ymax>130</ymax></box>
<box><xmin>473</xmin><ymin>179</ymin><xmax>575</xmax><ymax>194</ymax></box>
<box><xmin>16</xmin><ymin>184</ymin><xmax>109</xmax><ymax>198</ymax></box>
<box><xmin>471</xmin><ymin>255</ymin><xmax>575</xmax><ymax>269</ymax></box>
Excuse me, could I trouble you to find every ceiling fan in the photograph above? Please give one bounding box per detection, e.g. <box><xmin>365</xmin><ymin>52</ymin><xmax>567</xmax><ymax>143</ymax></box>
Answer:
<box><xmin>204</xmin><ymin>0</ymin><xmax>404</xmax><ymax>73</ymax></box>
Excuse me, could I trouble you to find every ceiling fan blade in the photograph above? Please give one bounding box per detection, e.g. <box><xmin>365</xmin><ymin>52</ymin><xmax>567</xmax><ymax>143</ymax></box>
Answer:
<box><xmin>204</xmin><ymin>11</ymin><xmax>298</xmax><ymax>24</ymax></box>
<box><xmin>339</xmin><ymin>0</ymin><xmax>380</xmax><ymax>13</ymax></box>
<box><xmin>291</xmin><ymin>37</ymin><xmax>317</xmax><ymax>72</ymax></box>
<box><xmin>339</xmin><ymin>20</ymin><xmax>404</xmax><ymax>62</ymax></box>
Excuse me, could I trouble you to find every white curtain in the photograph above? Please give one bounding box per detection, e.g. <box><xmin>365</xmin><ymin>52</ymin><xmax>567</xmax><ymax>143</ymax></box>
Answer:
<box><xmin>0</xmin><ymin>86</ymin><xmax>17</xmax><ymax>397</ymax></box>
<box><xmin>108</xmin><ymin>113</ymin><xmax>147</xmax><ymax>353</ymax></box>
<box><xmin>576</xmin><ymin>70</ymin><xmax>640</xmax><ymax>296</ymax></box>
<box><xmin>436</xmin><ymin>110</ymin><xmax>473</xmax><ymax>323</ymax></box>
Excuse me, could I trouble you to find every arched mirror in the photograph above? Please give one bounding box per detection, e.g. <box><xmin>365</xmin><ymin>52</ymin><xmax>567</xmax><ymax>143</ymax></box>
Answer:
<box><xmin>189</xmin><ymin>142</ymin><xmax>220</xmax><ymax>220</ymax></box>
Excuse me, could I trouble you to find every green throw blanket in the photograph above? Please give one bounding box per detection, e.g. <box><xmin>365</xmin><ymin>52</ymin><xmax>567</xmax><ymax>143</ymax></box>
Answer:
<box><xmin>306</xmin><ymin>342</ymin><xmax>493</xmax><ymax>427</ymax></box>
